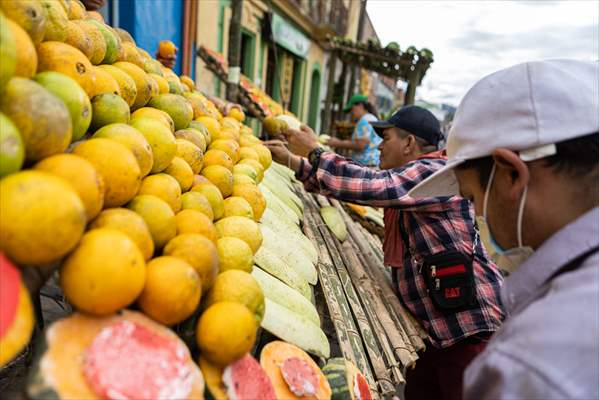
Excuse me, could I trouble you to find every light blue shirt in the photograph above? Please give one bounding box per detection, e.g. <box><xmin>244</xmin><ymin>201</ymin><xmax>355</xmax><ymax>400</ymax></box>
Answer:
<box><xmin>464</xmin><ymin>207</ymin><xmax>599</xmax><ymax>399</ymax></box>
<box><xmin>352</xmin><ymin>113</ymin><xmax>381</xmax><ymax>166</ymax></box>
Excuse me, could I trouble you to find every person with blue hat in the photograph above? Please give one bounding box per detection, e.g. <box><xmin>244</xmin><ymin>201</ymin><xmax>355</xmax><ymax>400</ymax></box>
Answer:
<box><xmin>265</xmin><ymin>105</ymin><xmax>505</xmax><ymax>400</ymax></box>
<box><xmin>325</xmin><ymin>94</ymin><xmax>382</xmax><ymax>167</ymax></box>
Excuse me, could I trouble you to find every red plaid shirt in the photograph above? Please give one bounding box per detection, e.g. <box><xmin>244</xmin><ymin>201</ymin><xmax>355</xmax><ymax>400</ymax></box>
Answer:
<box><xmin>297</xmin><ymin>152</ymin><xmax>505</xmax><ymax>348</ymax></box>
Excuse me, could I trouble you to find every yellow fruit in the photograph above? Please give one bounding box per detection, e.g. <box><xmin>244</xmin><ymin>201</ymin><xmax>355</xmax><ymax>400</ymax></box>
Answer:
<box><xmin>239</xmin><ymin>133</ymin><xmax>261</xmax><ymax>147</ymax></box>
<box><xmin>0</xmin><ymin>0</ymin><xmax>46</xmax><ymax>44</ymax></box>
<box><xmin>163</xmin><ymin>233</ymin><xmax>219</xmax><ymax>291</ymax></box>
<box><xmin>239</xmin><ymin>158</ymin><xmax>265</xmax><ymax>182</ymax></box>
<box><xmin>60</xmin><ymin>229</ymin><xmax>146</xmax><ymax>315</ymax></box>
<box><xmin>85</xmin><ymin>19</ymin><xmax>120</xmax><ymax>64</ymax></box>
<box><xmin>240</xmin><ymin>125</ymin><xmax>252</xmax><ymax>135</ymax></box>
<box><xmin>72</xmin><ymin>19</ymin><xmax>106</xmax><ymax>65</ymax></box>
<box><xmin>68</xmin><ymin>0</ymin><xmax>86</xmax><ymax>19</ymax></box>
<box><xmin>72</xmin><ymin>138</ymin><xmax>141</xmax><ymax>207</ymax></box>
<box><xmin>158</xmin><ymin>40</ymin><xmax>177</xmax><ymax>58</ymax></box>
<box><xmin>180</xmin><ymin>191</ymin><xmax>214</xmax><ymax>221</ymax></box>
<box><xmin>131</xmin><ymin>107</ymin><xmax>175</xmax><ymax>133</ymax></box>
<box><xmin>86</xmin><ymin>10</ymin><xmax>104</xmax><ymax>22</ymax></box>
<box><xmin>131</xmin><ymin>117</ymin><xmax>176</xmax><ymax>173</ymax></box>
<box><xmin>223</xmin><ymin>196</ymin><xmax>254</xmax><ymax>219</ymax></box>
<box><xmin>138</xmin><ymin>256</ymin><xmax>201</xmax><ymax>325</ymax></box>
<box><xmin>146</xmin><ymin>73</ymin><xmax>159</xmax><ymax>97</ymax></box>
<box><xmin>64</xmin><ymin>20</ymin><xmax>92</xmax><ymax>61</ymax></box>
<box><xmin>164</xmin><ymin>156</ymin><xmax>194</xmax><ymax>191</ymax></box>
<box><xmin>148</xmin><ymin>93</ymin><xmax>194</xmax><ymax>131</ymax></box>
<box><xmin>114</xmin><ymin>27</ymin><xmax>135</xmax><ymax>44</ymax></box>
<box><xmin>0</xmin><ymin>11</ymin><xmax>16</xmax><ymax>94</ymax></box>
<box><xmin>89</xmin><ymin>208</ymin><xmax>154</xmax><ymax>261</ymax></box>
<box><xmin>127</xmin><ymin>194</ymin><xmax>177</xmax><ymax>249</ymax></box>
<box><xmin>89</xmin><ymin>66</ymin><xmax>120</xmax><ymax>97</ymax></box>
<box><xmin>239</xmin><ymin>146</ymin><xmax>260</xmax><ymax>162</ymax></box>
<box><xmin>205</xmin><ymin>270</ymin><xmax>264</xmax><ymax>323</ymax></box>
<box><xmin>34</xmin><ymin>154</ymin><xmax>104</xmax><ymax>220</ymax></box>
<box><xmin>195</xmin><ymin>116</ymin><xmax>221</xmax><ymax>139</ymax></box>
<box><xmin>214</xmin><ymin>128</ymin><xmax>239</xmax><ymax>142</ymax></box>
<box><xmin>0</xmin><ymin>112</ymin><xmax>24</xmax><ymax>178</ymax></box>
<box><xmin>232</xmin><ymin>183</ymin><xmax>266</xmax><ymax>221</ymax></box>
<box><xmin>0</xmin><ymin>77</ymin><xmax>71</xmax><ymax>162</ymax></box>
<box><xmin>37</xmin><ymin>41</ymin><xmax>96</xmax><ymax>98</ymax></box>
<box><xmin>176</xmin><ymin>138</ymin><xmax>204</xmax><ymax>174</ymax></box>
<box><xmin>203</xmin><ymin>149</ymin><xmax>234</xmax><ymax>171</ymax></box>
<box><xmin>233</xmin><ymin>163</ymin><xmax>259</xmax><ymax>183</ymax></box>
<box><xmin>228</xmin><ymin>107</ymin><xmax>245</xmax><ymax>122</ymax></box>
<box><xmin>233</xmin><ymin>173</ymin><xmax>256</xmax><ymax>186</ymax></box>
<box><xmin>221</xmin><ymin>117</ymin><xmax>240</xmax><ymax>132</ymax></box>
<box><xmin>98</xmin><ymin>64</ymin><xmax>136</xmax><ymax>107</ymax></box>
<box><xmin>196</xmin><ymin>302</ymin><xmax>257</xmax><ymax>367</ymax></box>
<box><xmin>138</xmin><ymin>173</ymin><xmax>182</xmax><ymax>213</ymax></box>
<box><xmin>216</xmin><ymin>236</ymin><xmax>253</xmax><ymax>273</ymax></box>
<box><xmin>251</xmin><ymin>144</ymin><xmax>273</xmax><ymax>170</ymax></box>
<box><xmin>215</xmin><ymin>216</ymin><xmax>262</xmax><ymax>254</ymax></box>
<box><xmin>175</xmin><ymin>209</ymin><xmax>218</xmax><ymax>242</ymax></box>
<box><xmin>201</xmin><ymin>165</ymin><xmax>233</xmax><ymax>198</ymax></box>
<box><xmin>93</xmin><ymin>123</ymin><xmax>153</xmax><ymax>177</ymax></box>
<box><xmin>6</xmin><ymin>19</ymin><xmax>36</xmax><ymax>78</ymax></box>
<box><xmin>180</xmin><ymin>75</ymin><xmax>195</xmax><ymax>91</ymax></box>
<box><xmin>175</xmin><ymin>128</ymin><xmax>207</xmax><ymax>152</ymax></box>
<box><xmin>149</xmin><ymin>72</ymin><xmax>169</xmax><ymax>94</ymax></box>
<box><xmin>209</xmin><ymin>139</ymin><xmax>240</xmax><ymax>163</ymax></box>
<box><xmin>191</xmin><ymin>182</ymin><xmax>224</xmax><ymax>220</ymax></box>
<box><xmin>0</xmin><ymin>171</ymin><xmax>86</xmax><ymax>266</ymax></box>
<box><xmin>117</xmin><ymin>41</ymin><xmax>144</xmax><ymax>68</ymax></box>
<box><xmin>40</xmin><ymin>0</ymin><xmax>68</xmax><ymax>41</ymax></box>
<box><xmin>113</xmin><ymin>61</ymin><xmax>152</xmax><ymax>110</ymax></box>
<box><xmin>33</xmin><ymin>71</ymin><xmax>92</xmax><ymax>141</ymax></box>
<box><xmin>90</xmin><ymin>93</ymin><xmax>130</xmax><ymax>131</ymax></box>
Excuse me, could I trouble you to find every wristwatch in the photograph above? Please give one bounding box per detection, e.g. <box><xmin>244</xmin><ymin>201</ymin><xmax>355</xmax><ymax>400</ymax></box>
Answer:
<box><xmin>308</xmin><ymin>147</ymin><xmax>325</xmax><ymax>169</ymax></box>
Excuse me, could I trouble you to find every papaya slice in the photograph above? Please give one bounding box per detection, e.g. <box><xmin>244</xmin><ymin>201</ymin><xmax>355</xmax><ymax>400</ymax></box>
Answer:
<box><xmin>260</xmin><ymin>341</ymin><xmax>331</xmax><ymax>400</ymax></box>
<box><xmin>222</xmin><ymin>354</ymin><xmax>276</xmax><ymax>400</ymax></box>
<box><xmin>27</xmin><ymin>310</ymin><xmax>204</xmax><ymax>399</ymax></box>
<box><xmin>0</xmin><ymin>252</ymin><xmax>34</xmax><ymax>368</ymax></box>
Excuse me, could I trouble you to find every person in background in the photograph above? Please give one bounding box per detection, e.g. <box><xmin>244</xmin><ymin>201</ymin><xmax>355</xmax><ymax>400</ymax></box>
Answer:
<box><xmin>80</xmin><ymin>0</ymin><xmax>105</xmax><ymax>11</ymax></box>
<box><xmin>326</xmin><ymin>94</ymin><xmax>382</xmax><ymax>167</ymax></box>
<box><xmin>408</xmin><ymin>59</ymin><xmax>598</xmax><ymax>399</ymax></box>
<box><xmin>265</xmin><ymin>105</ymin><xmax>505</xmax><ymax>400</ymax></box>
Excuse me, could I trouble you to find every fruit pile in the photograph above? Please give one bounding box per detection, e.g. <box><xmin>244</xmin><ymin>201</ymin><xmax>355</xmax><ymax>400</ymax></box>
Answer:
<box><xmin>0</xmin><ymin>1</ymin><xmax>377</xmax><ymax>398</ymax></box>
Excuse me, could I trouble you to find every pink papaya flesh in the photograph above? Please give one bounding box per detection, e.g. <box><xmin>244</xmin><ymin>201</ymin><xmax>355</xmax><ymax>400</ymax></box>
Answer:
<box><xmin>0</xmin><ymin>253</ymin><xmax>20</xmax><ymax>337</ymax></box>
<box><xmin>83</xmin><ymin>320</ymin><xmax>194</xmax><ymax>400</ymax></box>
<box><xmin>355</xmin><ymin>372</ymin><xmax>372</xmax><ymax>400</ymax></box>
<box><xmin>281</xmin><ymin>357</ymin><xmax>319</xmax><ymax>397</ymax></box>
<box><xmin>222</xmin><ymin>354</ymin><xmax>276</xmax><ymax>400</ymax></box>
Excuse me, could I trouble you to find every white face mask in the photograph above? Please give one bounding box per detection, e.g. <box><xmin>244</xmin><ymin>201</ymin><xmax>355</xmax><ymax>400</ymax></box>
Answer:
<box><xmin>481</xmin><ymin>164</ymin><xmax>534</xmax><ymax>273</ymax></box>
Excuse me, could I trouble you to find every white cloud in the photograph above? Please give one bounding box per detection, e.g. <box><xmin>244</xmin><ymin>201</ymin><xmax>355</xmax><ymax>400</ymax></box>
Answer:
<box><xmin>366</xmin><ymin>0</ymin><xmax>599</xmax><ymax>105</ymax></box>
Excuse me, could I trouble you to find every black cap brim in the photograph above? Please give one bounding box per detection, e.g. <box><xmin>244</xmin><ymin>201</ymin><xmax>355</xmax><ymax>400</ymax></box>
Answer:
<box><xmin>370</xmin><ymin>121</ymin><xmax>395</xmax><ymax>137</ymax></box>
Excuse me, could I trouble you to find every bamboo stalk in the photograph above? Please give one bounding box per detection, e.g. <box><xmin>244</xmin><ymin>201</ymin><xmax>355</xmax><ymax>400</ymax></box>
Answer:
<box><xmin>302</xmin><ymin>194</ymin><xmax>379</xmax><ymax>394</ymax></box>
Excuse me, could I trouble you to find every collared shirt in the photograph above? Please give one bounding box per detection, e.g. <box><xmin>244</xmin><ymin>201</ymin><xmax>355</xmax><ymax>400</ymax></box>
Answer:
<box><xmin>352</xmin><ymin>113</ymin><xmax>381</xmax><ymax>166</ymax></box>
<box><xmin>297</xmin><ymin>151</ymin><xmax>505</xmax><ymax>348</ymax></box>
<box><xmin>464</xmin><ymin>207</ymin><xmax>599</xmax><ymax>399</ymax></box>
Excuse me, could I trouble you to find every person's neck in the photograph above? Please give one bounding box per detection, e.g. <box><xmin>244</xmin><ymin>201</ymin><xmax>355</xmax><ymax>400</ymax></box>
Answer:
<box><xmin>528</xmin><ymin>175</ymin><xmax>598</xmax><ymax>249</ymax></box>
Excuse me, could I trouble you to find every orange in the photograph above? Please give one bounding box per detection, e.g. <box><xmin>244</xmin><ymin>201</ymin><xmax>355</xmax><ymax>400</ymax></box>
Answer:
<box><xmin>6</xmin><ymin>19</ymin><xmax>37</xmax><ymax>78</ymax></box>
<box><xmin>176</xmin><ymin>138</ymin><xmax>204</xmax><ymax>174</ymax></box>
<box><xmin>214</xmin><ymin>216</ymin><xmax>262</xmax><ymax>254</ymax></box>
<box><xmin>223</xmin><ymin>196</ymin><xmax>254</xmax><ymax>219</ymax></box>
<box><xmin>137</xmin><ymin>173</ymin><xmax>182</xmax><ymax>213</ymax></box>
<box><xmin>164</xmin><ymin>156</ymin><xmax>194</xmax><ymax>191</ymax></box>
<box><xmin>180</xmin><ymin>191</ymin><xmax>214</xmax><ymax>221</ymax></box>
<box><xmin>163</xmin><ymin>233</ymin><xmax>219</xmax><ymax>291</ymax></box>
<box><xmin>93</xmin><ymin>123</ymin><xmax>153</xmax><ymax>177</ymax></box>
<box><xmin>201</xmin><ymin>165</ymin><xmax>233</xmax><ymax>198</ymax></box>
<box><xmin>174</xmin><ymin>209</ymin><xmax>218</xmax><ymax>242</ymax></box>
<box><xmin>209</xmin><ymin>139</ymin><xmax>240</xmax><ymax>163</ymax></box>
<box><xmin>195</xmin><ymin>116</ymin><xmax>221</xmax><ymax>139</ymax></box>
<box><xmin>191</xmin><ymin>182</ymin><xmax>224</xmax><ymax>221</ymax></box>
<box><xmin>232</xmin><ymin>183</ymin><xmax>266</xmax><ymax>221</ymax></box>
<box><xmin>238</xmin><ymin>146</ymin><xmax>260</xmax><ymax>162</ymax></box>
<box><xmin>203</xmin><ymin>149</ymin><xmax>233</xmax><ymax>171</ymax></box>
<box><xmin>215</xmin><ymin>236</ymin><xmax>254</xmax><ymax>273</ymax></box>
<box><xmin>127</xmin><ymin>195</ymin><xmax>177</xmax><ymax>249</ymax></box>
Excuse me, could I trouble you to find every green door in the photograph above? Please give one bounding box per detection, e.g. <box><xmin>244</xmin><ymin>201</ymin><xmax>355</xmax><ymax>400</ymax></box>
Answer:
<box><xmin>307</xmin><ymin>67</ymin><xmax>321</xmax><ymax>129</ymax></box>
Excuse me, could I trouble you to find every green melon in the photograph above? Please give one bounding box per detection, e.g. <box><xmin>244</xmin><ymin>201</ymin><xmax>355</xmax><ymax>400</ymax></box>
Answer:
<box><xmin>323</xmin><ymin>358</ymin><xmax>373</xmax><ymax>400</ymax></box>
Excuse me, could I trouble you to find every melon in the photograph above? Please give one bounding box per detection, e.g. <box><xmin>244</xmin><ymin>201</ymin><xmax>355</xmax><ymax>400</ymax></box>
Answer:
<box><xmin>0</xmin><ymin>253</ymin><xmax>34</xmax><ymax>368</ymax></box>
<box><xmin>322</xmin><ymin>358</ymin><xmax>373</xmax><ymax>400</ymax></box>
<box><xmin>260</xmin><ymin>341</ymin><xmax>331</xmax><ymax>400</ymax></box>
<box><xmin>222</xmin><ymin>355</ymin><xmax>276</xmax><ymax>400</ymax></box>
<box><xmin>320</xmin><ymin>206</ymin><xmax>348</xmax><ymax>242</ymax></box>
<box><xmin>27</xmin><ymin>311</ymin><xmax>205</xmax><ymax>399</ymax></box>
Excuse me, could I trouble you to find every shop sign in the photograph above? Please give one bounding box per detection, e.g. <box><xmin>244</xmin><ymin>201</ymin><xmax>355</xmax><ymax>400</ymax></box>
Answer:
<box><xmin>272</xmin><ymin>13</ymin><xmax>310</xmax><ymax>58</ymax></box>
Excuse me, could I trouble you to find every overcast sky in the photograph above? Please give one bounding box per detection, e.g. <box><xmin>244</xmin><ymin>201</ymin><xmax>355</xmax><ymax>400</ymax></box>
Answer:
<box><xmin>366</xmin><ymin>0</ymin><xmax>599</xmax><ymax>106</ymax></box>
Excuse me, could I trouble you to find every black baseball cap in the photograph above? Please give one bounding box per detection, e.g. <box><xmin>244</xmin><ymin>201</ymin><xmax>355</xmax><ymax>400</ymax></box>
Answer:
<box><xmin>371</xmin><ymin>105</ymin><xmax>442</xmax><ymax>147</ymax></box>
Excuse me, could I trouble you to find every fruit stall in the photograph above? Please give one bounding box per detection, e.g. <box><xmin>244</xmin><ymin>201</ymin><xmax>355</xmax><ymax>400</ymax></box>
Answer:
<box><xmin>0</xmin><ymin>1</ymin><xmax>423</xmax><ymax>399</ymax></box>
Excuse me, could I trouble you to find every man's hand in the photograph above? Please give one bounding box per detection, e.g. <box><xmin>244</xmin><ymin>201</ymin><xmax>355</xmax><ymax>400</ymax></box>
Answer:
<box><xmin>283</xmin><ymin>124</ymin><xmax>319</xmax><ymax>158</ymax></box>
<box><xmin>263</xmin><ymin>140</ymin><xmax>302</xmax><ymax>173</ymax></box>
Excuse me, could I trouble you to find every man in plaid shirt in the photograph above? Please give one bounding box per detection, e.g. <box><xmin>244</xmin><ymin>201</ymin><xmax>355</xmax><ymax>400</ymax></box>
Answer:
<box><xmin>266</xmin><ymin>106</ymin><xmax>504</xmax><ymax>400</ymax></box>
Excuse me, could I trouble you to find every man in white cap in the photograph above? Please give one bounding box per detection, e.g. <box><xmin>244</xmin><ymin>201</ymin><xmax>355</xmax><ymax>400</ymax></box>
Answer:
<box><xmin>408</xmin><ymin>59</ymin><xmax>599</xmax><ymax>398</ymax></box>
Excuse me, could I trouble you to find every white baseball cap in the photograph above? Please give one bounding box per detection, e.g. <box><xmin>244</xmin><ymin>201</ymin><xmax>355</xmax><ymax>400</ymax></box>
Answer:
<box><xmin>408</xmin><ymin>59</ymin><xmax>599</xmax><ymax>198</ymax></box>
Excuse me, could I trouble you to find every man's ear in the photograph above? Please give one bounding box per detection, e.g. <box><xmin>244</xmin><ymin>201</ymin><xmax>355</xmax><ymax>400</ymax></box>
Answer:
<box><xmin>404</xmin><ymin>135</ymin><xmax>417</xmax><ymax>155</ymax></box>
<box><xmin>491</xmin><ymin>148</ymin><xmax>530</xmax><ymax>201</ymax></box>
